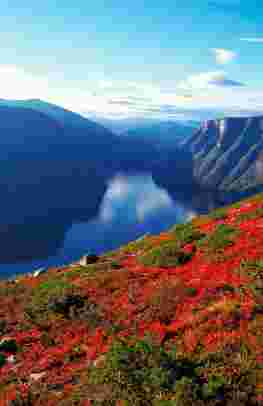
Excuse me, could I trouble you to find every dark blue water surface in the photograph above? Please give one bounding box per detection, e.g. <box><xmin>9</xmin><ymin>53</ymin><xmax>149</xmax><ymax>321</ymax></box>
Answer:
<box><xmin>0</xmin><ymin>173</ymin><xmax>197</xmax><ymax>279</ymax></box>
<box><xmin>0</xmin><ymin>150</ymin><xmax>247</xmax><ymax>280</ymax></box>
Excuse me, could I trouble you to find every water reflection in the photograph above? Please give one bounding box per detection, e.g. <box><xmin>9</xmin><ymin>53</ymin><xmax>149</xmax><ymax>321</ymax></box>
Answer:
<box><xmin>0</xmin><ymin>173</ymin><xmax>192</xmax><ymax>279</ymax></box>
<box><xmin>0</xmin><ymin>170</ymin><xmax>257</xmax><ymax>280</ymax></box>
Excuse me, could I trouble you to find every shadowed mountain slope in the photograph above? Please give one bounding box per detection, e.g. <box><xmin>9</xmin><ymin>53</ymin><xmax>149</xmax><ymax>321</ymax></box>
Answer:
<box><xmin>182</xmin><ymin>116</ymin><xmax>263</xmax><ymax>192</ymax></box>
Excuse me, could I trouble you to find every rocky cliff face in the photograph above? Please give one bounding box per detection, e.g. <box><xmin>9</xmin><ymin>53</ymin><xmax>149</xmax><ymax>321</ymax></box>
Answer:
<box><xmin>183</xmin><ymin>116</ymin><xmax>263</xmax><ymax>192</ymax></box>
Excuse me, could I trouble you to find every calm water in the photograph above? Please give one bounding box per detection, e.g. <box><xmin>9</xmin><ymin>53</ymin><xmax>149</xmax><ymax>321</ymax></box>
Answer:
<box><xmin>0</xmin><ymin>173</ymin><xmax>195</xmax><ymax>279</ymax></box>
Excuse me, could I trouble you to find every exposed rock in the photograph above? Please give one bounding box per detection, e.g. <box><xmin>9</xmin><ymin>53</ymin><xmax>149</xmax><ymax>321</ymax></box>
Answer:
<box><xmin>6</xmin><ymin>354</ymin><xmax>16</xmax><ymax>364</ymax></box>
<box><xmin>184</xmin><ymin>116</ymin><xmax>263</xmax><ymax>191</ymax></box>
<box><xmin>93</xmin><ymin>354</ymin><xmax>106</xmax><ymax>368</ymax></box>
<box><xmin>30</xmin><ymin>372</ymin><xmax>46</xmax><ymax>382</ymax></box>
<box><xmin>79</xmin><ymin>254</ymin><xmax>99</xmax><ymax>266</ymax></box>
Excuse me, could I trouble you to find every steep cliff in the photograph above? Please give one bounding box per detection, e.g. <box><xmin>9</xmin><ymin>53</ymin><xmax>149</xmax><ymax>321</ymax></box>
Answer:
<box><xmin>183</xmin><ymin>116</ymin><xmax>263</xmax><ymax>192</ymax></box>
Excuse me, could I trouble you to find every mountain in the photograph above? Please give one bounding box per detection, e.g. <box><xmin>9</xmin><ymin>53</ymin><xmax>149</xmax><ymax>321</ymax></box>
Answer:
<box><xmin>120</xmin><ymin>120</ymin><xmax>198</xmax><ymax>150</ymax></box>
<box><xmin>0</xmin><ymin>99</ymin><xmax>160</xmax><ymax>172</ymax></box>
<box><xmin>182</xmin><ymin>116</ymin><xmax>263</xmax><ymax>192</ymax></box>
<box><xmin>89</xmin><ymin>116</ymin><xmax>200</xmax><ymax>135</ymax></box>
<box><xmin>0</xmin><ymin>191</ymin><xmax>262</xmax><ymax>404</ymax></box>
<box><xmin>0</xmin><ymin>102</ymin><xmax>163</xmax><ymax>264</ymax></box>
<box><xmin>0</xmin><ymin>98</ymin><xmax>112</xmax><ymax>135</ymax></box>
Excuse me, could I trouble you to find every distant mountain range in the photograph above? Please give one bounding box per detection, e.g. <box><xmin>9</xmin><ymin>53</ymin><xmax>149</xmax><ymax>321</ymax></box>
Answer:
<box><xmin>119</xmin><ymin>120</ymin><xmax>198</xmax><ymax>151</ymax></box>
<box><xmin>182</xmin><ymin>116</ymin><xmax>263</xmax><ymax>192</ymax></box>
<box><xmin>90</xmin><ymin>115</ymin><xmax>200</xmax><ymax>135</ymax></box>
<box><xmin>1</xmin><ymin>98</ymin><xmax>263</xmax><ymax>195</ymax></box>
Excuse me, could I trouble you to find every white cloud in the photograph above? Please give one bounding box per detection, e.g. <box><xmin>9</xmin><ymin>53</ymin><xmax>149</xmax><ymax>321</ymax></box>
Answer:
<box><xmin>98</xmin><ymin>204</ymin><xmax>115</xmax><ymax>223</ymax></box>
<box><xmin>0</xmin><ymin>65</ymin><xmax>50</xmax><ymax>100</ymax></box>
<box><xmin>211</xmin><ymin>48</ymin><xmax>236</xmax><ymax>64</ymax></box>
<box><xmin>240</xmin><ymin>37</ymin><xmax>263</xmax><ymax>43</ymax></box>
<box><xmin>178</xmin><ymin>71</ymin><xmax>244</xmax><ymax>90</ymax></box>
<box><xmin>136</xmin><ymin>190</ymin><xmax>173</xmax><ymax>222</ymax></box>
<box><xmin>1</xmin><ymin>64</ymin><xmax>263</xmax><ymax>121</ymax></box>
<box><xmin>105</xmin><ymin>176</ymin><xmax>131</xmax><ymax>200</ymax></box>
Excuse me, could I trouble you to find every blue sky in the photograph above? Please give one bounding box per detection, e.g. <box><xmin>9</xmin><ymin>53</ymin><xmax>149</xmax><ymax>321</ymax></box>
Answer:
<box><xmin>1</xmin><ymin>0</ymin><xmax>263</xmax><ymax>118</ymax></box>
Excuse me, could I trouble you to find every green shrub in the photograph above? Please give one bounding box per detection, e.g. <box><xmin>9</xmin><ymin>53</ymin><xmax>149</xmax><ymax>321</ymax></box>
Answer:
<box><xmin>0</xmin><ymin>353</ymin><xmax>6</xmax><ymax>367</ymax></box>
<box><xmin>197</xmin><ymin>224</ymin><xmax>239</xmax><ymax>253</ymax></box>
<box><xmin>169</xmin><ymin>223</ymin><xmax>206</xmax><ymax>248</ymax></box>
<box><xmin>87</xmin><ymin>336</ymin><xmax>203</xmax><ymax>404</ymax></box>
<box><xmin>110</xmin><ymin>260</ymin><xmax>123</xmax><ymax>269</ymax></box>
<box><xmin>185</xmin><ymin>287</ymin><xmax>198</xmax><ymax>297</ymax></box>
<box><xmin>209</xmin><ymin>207</ymin><xmax>228</xmax><ymax>221</ymax></box>
<box><xmin>24</xmin><ymin>278</ymin><xmax>84</xmax><ymax>325</ymax></box>
<box><xmin>120</xmin><ymin>235</ymin><xmax>154</xmax><ymax>255</ymax></box>
<box><xmin>0</xmin><ymin>339</ymin><xmax>18</xmax><ymax>353</ymax></box>
<box><xmin>240</xmin><ymin>258</ymin><xmax>263</xmax><ymax>278</ymax></box>
<box><xmin>235</xmin><ymin>206</ymin><xmax>263</xmax><ymax>223</ymax></box>
<box><xmin>220</xmin><ymin>284</ymin><xmax>235</xmax><ymax>293</ymax></box>
<box><xmin>139</xmin><ymin>242</ymin><xmax>193</xmax><ymax>268</ymax></box>
<box><xmin>201</xmin><ymin>375</ymin><xmax>226</xmax><ymax>399</ymax></box>
<box><xmin>0</xmin><ymin>319</ymin><xmax>7</xmax><ymax>336</ymax></box>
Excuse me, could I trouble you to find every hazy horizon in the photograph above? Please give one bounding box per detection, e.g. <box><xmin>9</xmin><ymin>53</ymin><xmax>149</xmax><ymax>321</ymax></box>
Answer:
<box><xmin>0</xmin><ymin>0</ymin><xmax>262</xmax><ymax>120</ymax></box>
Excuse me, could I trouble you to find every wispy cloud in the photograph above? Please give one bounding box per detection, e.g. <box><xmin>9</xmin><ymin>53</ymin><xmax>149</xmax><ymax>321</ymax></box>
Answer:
<box><xmin>1</xmin><ymin>64</ymin><xmax>263</xmax><ymax>121</ymax></box>
<box><xmin>240</xmin><ymin>37</ymin><xmax>263</xmax><ymax>43</ymax></box>
<box><xmin>211</xmin><ymin>48</ymin><xmax>237</xmax><ymax>65</ymax></box>
<box><xmin>178</xmin><ymin>71</ymin><xmax>245</xmax><ymax>90</ymax></box>
<box><xmin>136</xmin><ymin>190</ymin><xmax>173</xmax><ymax>222</ymax></box>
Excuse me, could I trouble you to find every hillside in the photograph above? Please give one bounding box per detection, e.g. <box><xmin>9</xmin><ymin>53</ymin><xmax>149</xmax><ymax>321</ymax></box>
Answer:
<box><xmin>182</xmin><ymin>116</ymin><xmax>263</xmax><ymax>192</ymax></box>
<box><xmin>0</xmin><ymin>193</ymin><xmax>263</xmax><ymax>404</ymax></box>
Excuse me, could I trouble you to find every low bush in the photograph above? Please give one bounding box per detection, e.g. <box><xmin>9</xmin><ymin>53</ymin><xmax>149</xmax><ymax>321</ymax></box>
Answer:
<box><xmin>197</xmin><ymin>224</ymin><xmax>239</xmax><ymax>254</ymax></box>
<box><xmin>169</xmin><ymin>223</ymin><xmax>206</xmax><ymax>248</ymax></box>
<box><xmin>87</xmin><ymin>336</ymin><xmax>203</xmax><ymax>404</ymax></box>
<box><xmin>139</xmin><ymin>242</ymin><xmax>194</xmax><ymax>268</ymax></box>
<box><xmin>0</xmin><ymin>353</ymin><xmax>6</xmax><ymax>367</ymax></box>
<box><xmin>0</xmin><ymin>339</ymin><xmax>18</xmax><ymax>353</ymax></box>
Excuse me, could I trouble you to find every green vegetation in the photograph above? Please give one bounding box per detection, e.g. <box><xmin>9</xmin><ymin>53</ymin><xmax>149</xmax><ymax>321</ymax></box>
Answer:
<box><xmin>87</xmin><ymin>336</ymin><xmax>202</xmax><ymax>404</ymax></box>
<box><xmin>209</xmin><ymin>207</ymin><xmax>228</xmax><ymax>221</ymax></box>
<box><xmin>24</xmin><ymin>277</ymin><xmax>80</xmax><ymax>325</ymax></box>
<box><xmin>235</xmin><ymin>205</ymin><xmax>263</xmax><ymax>223</ymax></box>
<box><xmin>1</xmin><ymin>191</ymin><xmax>263</xmax><ymax>404</ymax></box>
<box><xmin>118</xmin><ymin>235</ymin><xmax>154</xmax><ymax>255</ymax></box>
<box><xmin>0</xmin><ymin>339</ymin><xmax>18</xmax><ymax>354</ymax></box>
<box><xmin>0</xmin><ymin>354</ymin><xmax>6</xmax><ymax>368</ymax></box>
<box><xmin>169</xmin><ymin>223</ymin><xmax>206</xmax><ymax>247</ymax></box>
<box><xmin>197</xmin><ymin>223</ymin><xmax>239</xmax><ymax>254</ymax></box>
<box><xmin>139</xmin><ymin>242</ymin><xmax>194</xmax><ymax>268</ymax></box>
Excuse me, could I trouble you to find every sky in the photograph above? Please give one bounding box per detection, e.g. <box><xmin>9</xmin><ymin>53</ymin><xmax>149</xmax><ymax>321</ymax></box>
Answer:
<box><xmin>1</xmin><ymin>0</ymin><xmax>263</xmax><ymax>119</ymax></box>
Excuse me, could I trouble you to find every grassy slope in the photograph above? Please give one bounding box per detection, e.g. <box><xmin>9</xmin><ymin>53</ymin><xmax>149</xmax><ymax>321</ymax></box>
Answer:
<box><xmin>0</xmin><ymin>193</ymin><xmax>263</xmax><ymax>405</ymax></box>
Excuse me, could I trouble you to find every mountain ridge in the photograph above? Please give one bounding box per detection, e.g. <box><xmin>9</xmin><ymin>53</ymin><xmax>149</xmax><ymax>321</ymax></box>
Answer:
<box><xmin>182</xmin><ymin>115</ymin><xmax>263</xmax><ymax>192</ymax></box>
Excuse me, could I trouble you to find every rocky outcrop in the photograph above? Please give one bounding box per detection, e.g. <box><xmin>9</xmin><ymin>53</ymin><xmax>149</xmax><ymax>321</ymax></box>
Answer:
<box><xmin>183</xmin><ymin>116</ymin><xmax>263</xmax><ymax>192</ymax></box>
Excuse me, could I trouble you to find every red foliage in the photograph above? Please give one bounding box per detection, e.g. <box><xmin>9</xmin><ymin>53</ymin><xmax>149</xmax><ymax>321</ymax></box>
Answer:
<box><xmin>0</xmin><ymin>198</ymin><xmax>263</xmax><ymax>403</ymax></box>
